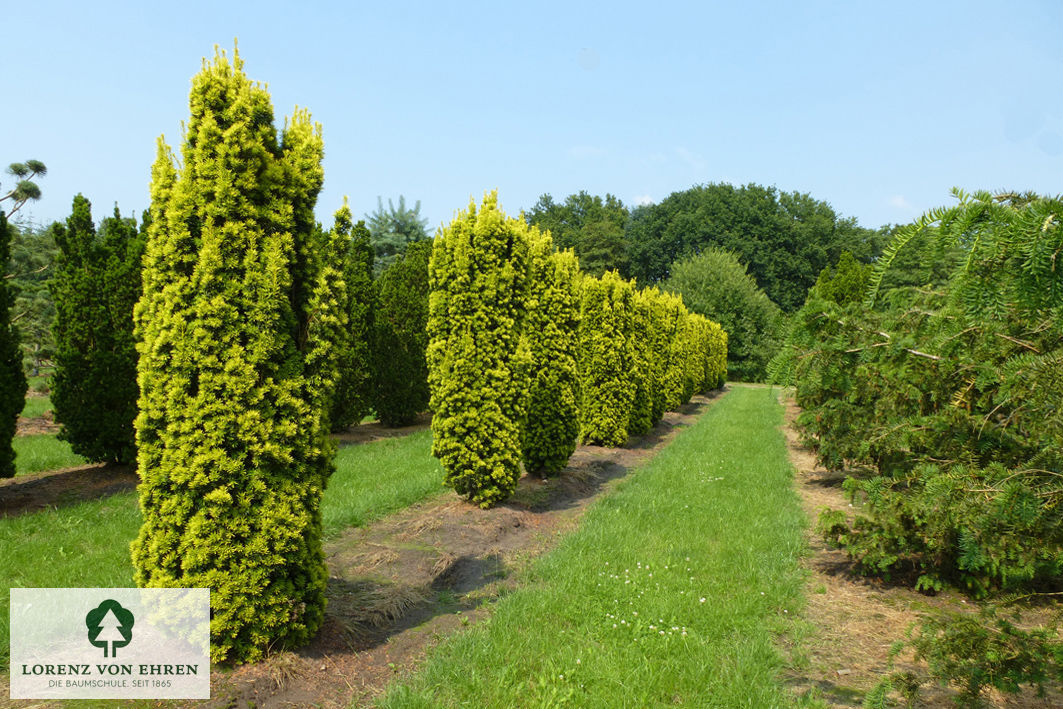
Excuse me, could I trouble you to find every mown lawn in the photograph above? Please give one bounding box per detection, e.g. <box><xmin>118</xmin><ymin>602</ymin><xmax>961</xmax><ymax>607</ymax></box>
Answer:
<box><xmin>380</xmin><ymin>386</ymin><xmax>809</xmax><ymax>708</ymax></box>
<box><xmin>13</xmin><ymin>433</ymin><xmax>86</xmax><ymax>474</ymax></box>
<box><xmin>0</xmin><ymin>430</ymin><xmax>444</xmax><ymax>665</ymax></box>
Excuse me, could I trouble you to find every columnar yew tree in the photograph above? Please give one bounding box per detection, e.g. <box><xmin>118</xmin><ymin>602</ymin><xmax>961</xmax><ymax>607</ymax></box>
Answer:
<box><xmin>522</xmin><ymin>228</ymin><xmax>580</xmax><ymax>475</ymax></box>
<box><xmin>372</xmin><ymin>239</ymin><xmax>431</xmax><ymax>427</ymax></box>
<box><xmin>427</xmin><ymin>192</ymin><xmax>530</xmax><ymax>508</ymax></box>
<box><xmin>577</xmin><ymin>271</ymin><xmax>635</xmax><ymax>446</ymax></box>
<box><xmin>330</xmin><ymin>212</ymin><xmax>375</xmax><ymax>430</ymax></box>
<box><xmin>0</xmin><ymin>209</ymin><xmax>25</xmax><ymax>478</ymax></box>
<box><xmin>130</xmin><ymin>49</ymin><xmax>346</xmax><ymax>664</ymax></box>
<box><xmin>50</xmin><ymin>196</ymin><xmax>143</xmax><ymax>464</ymax></box>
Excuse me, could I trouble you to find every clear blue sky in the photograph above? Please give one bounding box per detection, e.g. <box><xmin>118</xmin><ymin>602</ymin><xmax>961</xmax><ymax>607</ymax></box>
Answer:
<box><xmin>6</xmin><ymin>0</ymin><xmax>1061</xmax><ymax>233</ymax></box>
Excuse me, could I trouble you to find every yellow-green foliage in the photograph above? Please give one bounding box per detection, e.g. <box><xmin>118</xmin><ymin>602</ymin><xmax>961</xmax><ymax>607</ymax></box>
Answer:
<box><xmin>522</xmin><ymin>229</ymin><xmax>580</xmax><ymax>476</ymax></box>
<box><xmin>627</xmin><ymin>288</ymin><xmax>658</xmax><ymax>436</ymax></box>
<box><xmin>704</xmin><ymin>319</ymin><xmax>728</xmax><ymax>389</ymax></box>
<box><xmin>577</xmin><ymin>271</ymin><xmax>636</xmax><ymax>446</ymax></box>
<box><xmin>427</xmin><ymin>192</ymin><xmax>530</xmax><ymax>508</ymax></box>
<box><xmin>657</xmin><ymin>290</ymin><xmax>690</xmax><ymax>411</ymax></box>
<box><xmin>130</xmin><ymin>49</ymin><xmax>346</xmax><ymax>664</ymax></box>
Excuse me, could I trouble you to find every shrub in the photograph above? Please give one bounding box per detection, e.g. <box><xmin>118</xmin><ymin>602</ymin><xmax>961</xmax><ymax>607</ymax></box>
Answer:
<box><xmin>50</xmin><ymin>196</ymin><xmax>143</xmax><ymax>463</ymax></box>
<box><xmin>427</xmin><ymin>192</ymin><xmax>530</xmax><ymax>508</ymax></box>
<box><xmin>372</xmin><ymin>239</ymin><xmax>431</xmax><ymax>427</ymax></box>
<box><xmin>130</xmin><ymin>48</ymin><xmax>346</xmax><ymax>664</ymax></box>
<box><xmin>0</xmin><ymin>209</ymin><xmax>25</xmax><ymax>478</ymax></box>
<box><xmin>522</xmin><ymin>228</ymin><xmax>580</xmax><ymax>475</ymax></box>
<box><xmin>577</xmin><ymin>271</ymin><xmax>635</xmax><ymax>446</ymax></box>
<box><xmin>330</xmin><ymin>215</ymin><xmax>375</xmax><ymax>430</ymax></box>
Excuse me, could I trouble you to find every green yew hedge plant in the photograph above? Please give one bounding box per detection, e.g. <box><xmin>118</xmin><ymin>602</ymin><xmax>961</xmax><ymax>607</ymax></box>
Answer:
<box><xmin>522</xmin><ymin>227</ymin><xmax>580</xmax><ymax>475</ymax></box>
<box><xmin>130</xmin><ymin>48</ymin><xmax>347</xmax><ymax>664</ymax></box>
<box><xmin>372</xmin><ymin>239</ymin><xmax>431</xmax><ymax>427</ymax></box>
<box><xmin>427</xmin><ymin>192</ymin><xmax>531</xmax><ymax>508</ymax></box>
<box><xmin>0</xmin><ymin>208</ymin><xmax>25</xmax><ymax>478</ymax></box>
<box><xmin>330</xmin><ymin>212</ymin><xmax>375</xmax><ymax>431</ymax></box>
<box><xmin>577</xmin><ymin>271</ymin><xmax>636</xmax><ymax>446</ymax></box>
<box><xmin>50</xmin><ymin>196</ymin><xmax>144</xmax><ymax>464</ymax></box>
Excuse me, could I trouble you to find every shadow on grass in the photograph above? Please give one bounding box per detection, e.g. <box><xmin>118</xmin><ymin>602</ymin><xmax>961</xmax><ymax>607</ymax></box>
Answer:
<box><xmin>0</xmin><ymin>463</ymin><xmax>136</xmax><ymax>518</ymax></box>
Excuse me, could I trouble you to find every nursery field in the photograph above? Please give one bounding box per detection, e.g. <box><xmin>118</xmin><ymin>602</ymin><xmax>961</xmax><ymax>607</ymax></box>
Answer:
<box><xmin>1</xmin><ymin>386</ymin><xmax>816</xmax><ymax>707</ymax></box>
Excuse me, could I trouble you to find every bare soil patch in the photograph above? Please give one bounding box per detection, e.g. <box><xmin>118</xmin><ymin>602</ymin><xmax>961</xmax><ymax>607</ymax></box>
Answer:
<box><xmin>780</xmin><ymin>393</ymin><xmax>1061</xmax><ymax>708</ymax></box>
<box><xmin>0</xmin><ymin>463</ymin><xmax>136</xmax><ymax>518</ymax></box>
<box><xmin>200</xmin><ymin>392</ymin><xmax>722</xmax><ymax>708</ymax></box>
<box><xmin>16</xmin><ymin>409</ymin><xmax>59</xmax><ymax>436</ymax></box>
<box><xmin>0</xmin><ymin>415</ymin><xmax>434</xmax><ymax>518</ymax></box>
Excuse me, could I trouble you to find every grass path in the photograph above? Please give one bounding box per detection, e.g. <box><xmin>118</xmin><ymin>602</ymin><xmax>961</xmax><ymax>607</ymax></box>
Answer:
<box><xmin>379</xmin><ymin>386</ymin><xmax>808</xmax><ymax>708</ymax></box>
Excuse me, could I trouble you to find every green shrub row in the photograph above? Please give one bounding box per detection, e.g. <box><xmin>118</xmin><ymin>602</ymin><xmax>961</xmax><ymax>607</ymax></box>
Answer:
<box><xmin>772</xmin><ymin>191</ymin><xmax>1063</xmax><ymax>595</ymax></box>
<box><xmin>429</xmin><ymin>193</ymin><xmax>727</xmax><ymax>507</ymax></box>
<box><xmin>578</xmin><ymin>273</ymin><xmax>726</xmax><ymax>446</ymax></box>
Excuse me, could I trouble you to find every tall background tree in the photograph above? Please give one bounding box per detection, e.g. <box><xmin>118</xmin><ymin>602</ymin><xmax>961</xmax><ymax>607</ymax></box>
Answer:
<box><xmin>330</xmin><ymin>211</ymin><xmax>375</xmax><ymax>431</ymax></box>
<box><xmin>0</xmin><ymin>208</ymin><xmax>27</xmax><ymax>477</ymax></box>
<box><xmin>626</xmin><ymin>182</ymin><xmax>883</xmax><ymax>312</ymax></box>
<box><xmin>525</xmin><ymin>191</ymin><xmax>629</xmax><ymax>276</ymax></box>
<box><xmin>372</xmin><ymin>239</ymin><xmax>431</xmax><ymax>427</ymax></box>
<box><xmin>665</xmin><ymin>248</ymin><xmax>784</xmax><ymax>382</ymax></box>
<box><xmin>131</xmin><ymin>48</ymin><xmax>346</xmax><ymax>664</ymax></box>
<box><xmin>365</xmin><ymin>195</ymin><xmax>430</xmax><ymax>275</ymax></box>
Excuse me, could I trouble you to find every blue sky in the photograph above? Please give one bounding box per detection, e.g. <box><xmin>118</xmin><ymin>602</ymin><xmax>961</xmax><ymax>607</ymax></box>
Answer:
<box><xmin>6</xmin><ymin>1</ymin><xmax>1062</xmax><ymax>233</ymax></box>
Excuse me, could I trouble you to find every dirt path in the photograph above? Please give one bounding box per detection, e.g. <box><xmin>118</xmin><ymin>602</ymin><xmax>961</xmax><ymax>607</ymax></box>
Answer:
<box><xmin>779</xmin><ymin>392</ymin><xmax>1060</xmax><ymax>708</ymax></box>
<box><xmin>201</xmin><ymin>392</ymin><xmax>722</xmax><ymax>708</ymax></box>
<box><xmin>0</xmin><ymin>416</ymin><xmax>434</xmax><ymax>519</ymax></box>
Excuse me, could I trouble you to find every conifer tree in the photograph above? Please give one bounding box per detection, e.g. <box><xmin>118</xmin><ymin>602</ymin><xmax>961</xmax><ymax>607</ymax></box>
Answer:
<box><xmin>522</xmin><ymin>228</ymin><xmax>580</xmax><ymax>475</ymax></box>
<box><xmin>627</xmin><ymin>288</ymin><xmax>659</xmax><ymax>437</ymax></box>
<box><xmin>372</xmin><ymin>239</ymin><xmax>431</xmax><ymax>427</ymax></box>
<box><xmin>130</xmin><ymin>48</ymin><xmax>345</xmax><ymax>664</ymax></box>
<box><xmin>330</xmin><ymin>213</ymin><xmax>375</xmax><ymax>430</ymax></box>
<box><xmin>577</xmin><ymin>271</ymin><xmax>636</xmax><ymax>446</ymax></box>
<box><xmin>50</xmin><ymin>196</ymin><xmax>143</xmax><ymax>464</ymax></box>
<box><xmin>366</xmin><ymin>195</ymin><xmax>430</xmax><ymax>275</ymax></box>
<box><xmin>0</xmin><ymin>209</ymin><xmax>26</xmax><ymax>478</ymax></box>
<box><xmin>427</xmin><ymin>192</ymin><xmax>530</xmax><ymax>508</ymax></box>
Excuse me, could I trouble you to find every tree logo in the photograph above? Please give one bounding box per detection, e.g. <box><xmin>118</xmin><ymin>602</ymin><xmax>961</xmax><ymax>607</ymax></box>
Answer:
<box><xmin>85</xmin><ymin>599</ymin><xmax>134</xmax><ymax>658</ymax></box>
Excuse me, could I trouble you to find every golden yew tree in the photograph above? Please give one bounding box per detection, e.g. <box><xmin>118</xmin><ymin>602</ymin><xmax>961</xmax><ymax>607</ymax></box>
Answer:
<box><xmin>130</xmin><ymin>48</ymin><xmax>348</xmax><ymax>664</ymax></box>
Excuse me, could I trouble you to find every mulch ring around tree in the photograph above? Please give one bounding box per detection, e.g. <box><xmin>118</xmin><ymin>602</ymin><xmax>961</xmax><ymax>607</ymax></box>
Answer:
<box><xmin>202</xmin><ymin>391</ymin><xmax>725</xmax><ymax>708</ymax></box>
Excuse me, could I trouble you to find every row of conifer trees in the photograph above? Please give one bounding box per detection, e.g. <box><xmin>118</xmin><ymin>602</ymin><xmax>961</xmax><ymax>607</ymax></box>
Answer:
<box><xmin>8</xmin><ymin>48</ymin><xmax>725</xmax><ymax>664</ymax></box>
<box><xmin>428</xmin><ymin>192</ymin><xmax>727</xmax><ymax>508</ymax></box>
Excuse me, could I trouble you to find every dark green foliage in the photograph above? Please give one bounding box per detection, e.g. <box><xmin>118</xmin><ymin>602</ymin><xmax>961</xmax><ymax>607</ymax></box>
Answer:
<box><xmin>776</xmin><ymin>190</ymin><xmax>1063</xmax><ymax>595</ymax></box>
<box><xmin>427</xmin><ymin>192</ymin><xmax>530</xmax><ymax>508</ymax></box>
<box><xmin>372</xmin><ymin>239</ymin><xmax>431</xmax><ymax>427</ymax></box>
<box><xmin>626</xmin><ymin>182</ymin><xmax>883</xmax><ymax>311</ymax></box>
<box><xmin>903</xmin><ymin>609</ymin><xmax>1062</xmax><ymax>706</ymax></box>
<box><xmin>577</xmin><ymin>271</ymin><xmax>635</xmax><ymax>446</ymax></box>
<box><xmin>330</xmin><ymin>214</ymin><xmax>375</xmax><ymax>431</ymax></box>
<box><xmin>131</xmin><ymin>49</ymin><xmax>345</xmax><ymax>664</ymax></box>
<box><xmin>526</xmin><ymin>191</ymin><xmax>630</xmax><ymax>276</ymax></box>
<box><xmin>522</xmin><ymin>229</ymin><xmax>580</xmax><ymax>475</ymax></box>
<box><xmin>665</xmin><ymin>248</ymin><xmax>784</xmax><ymax>382</ymax></box>
<box><xmin>8</xmin><ymin>219</ymin><xmax>58</xmax><ymax>375</ymax></box>
<box><xmin>50</xmin><ymin>196</ymin><xmax>143</xmax><ymax>464</ymax></box>
<box><xmin>0</xmin><ymin>209</ymin><xmax>26</xmax><ymax>477</ymax></box>
<box><xmin>811</xmin><ymin>251</ymin><xmax>870</xmax><ymax>306</ymax></box>
<box><xmin>1</xmin><ymin>159</ymin><xmax>47</xmax><ymax>217</ymax></box>
<box><xmin>365</xmin><ymin>195</ymin><xmax>430</xmax><ymax>275</ymax></box>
